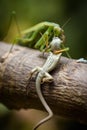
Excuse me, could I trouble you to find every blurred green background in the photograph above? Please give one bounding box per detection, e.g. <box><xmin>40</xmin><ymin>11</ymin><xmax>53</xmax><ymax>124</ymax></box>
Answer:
<box><xmin>0</xmin><ymin>0</ymin><xmax>87</xmax><ymax>130</ymax></box>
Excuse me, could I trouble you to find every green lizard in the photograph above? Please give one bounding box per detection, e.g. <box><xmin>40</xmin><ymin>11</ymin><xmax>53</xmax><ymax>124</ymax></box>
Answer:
<box><xmin>29</xmin><ymin>37</ymin><xmax>69</xmax><ymax>130</ymax></box>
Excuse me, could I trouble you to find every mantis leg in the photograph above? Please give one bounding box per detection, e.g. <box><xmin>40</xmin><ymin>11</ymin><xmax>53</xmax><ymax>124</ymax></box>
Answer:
<box><xmin>16</xmin><ymin>30</ymin><xmax>40</xmax><ymax>47</ymax></box>
<box><xmin>22</xmin><ymin>21</ymin><xmax>60</xmax><ymax>34</ymax></box>
<box><xmin>17</xmin><ymin>24</ymin><xmax>48</xmax><ymax>48</ymax></box>
<box><xmin>34</xmin><ymin>26</ymin><xmax>53</xmax><ymax>51</ymax></box>
<box><xmin>61</xmin><ymin>44</ymin><xmax>71</xmax><ymax>58</ymax></box>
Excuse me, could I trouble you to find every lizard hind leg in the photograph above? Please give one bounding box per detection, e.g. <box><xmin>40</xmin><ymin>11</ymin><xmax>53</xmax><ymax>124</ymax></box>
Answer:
<box><xmin>42</xmin><ymin>72</ymin><xmax>53</xmax><ymax>83</ymax></box>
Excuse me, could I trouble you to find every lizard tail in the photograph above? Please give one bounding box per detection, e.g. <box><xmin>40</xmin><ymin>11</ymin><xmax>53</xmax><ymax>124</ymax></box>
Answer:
<box><xmin>33</xmin><ymin>75</ymin><xmax>53</xmax><ymax>130</ymax></box>
<box><xmin>33</xmin><ymin>113</ymin><xmax>53</xmax><ymax>130</ymax></box>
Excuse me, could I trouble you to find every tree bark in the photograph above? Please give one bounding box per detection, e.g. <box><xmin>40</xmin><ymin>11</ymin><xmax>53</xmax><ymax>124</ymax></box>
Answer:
<box><xmin>0</xmin><ymin>42</ymin><xmax>87</xmax><ymax>124</ymax></box>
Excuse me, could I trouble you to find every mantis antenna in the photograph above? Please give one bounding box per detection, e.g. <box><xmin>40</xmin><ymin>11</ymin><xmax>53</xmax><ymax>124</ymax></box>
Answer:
<box><xmin>62</xmin><ymin>17</ymin><xmax>71</xmax><ymax>29</ymax></box>
<box><xmin>61</xmin><ymin>17</ymin><xmax>71</xmax><ymax>58</ymax></box>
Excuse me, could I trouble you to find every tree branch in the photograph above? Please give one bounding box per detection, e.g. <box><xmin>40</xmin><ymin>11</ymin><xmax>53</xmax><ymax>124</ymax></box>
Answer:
<box><xmin>0</xmin><ymin>42</ymin><xmax>87</xmax><ymax>124</ymax></box>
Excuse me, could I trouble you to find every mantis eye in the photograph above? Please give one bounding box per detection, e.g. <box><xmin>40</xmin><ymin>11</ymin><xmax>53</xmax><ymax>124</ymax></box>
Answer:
<box><xmin>50</xmin><ymin>37</ymin><xmax>62</xmax><ymax>51</ymax></box>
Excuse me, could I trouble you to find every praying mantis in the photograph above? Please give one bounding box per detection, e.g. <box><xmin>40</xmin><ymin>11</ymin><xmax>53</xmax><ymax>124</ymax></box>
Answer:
<box><xmin>16</xmin><ymin>22</ymin><xmax>64</xmax><ymax>49</ymax></box>
<box><xmin>15</xmin><ymin>21</ymin><xmax>71</xmax><ymax>58</ymax></box>
<box><xmin>2</xmin><ymin>11</ymin><xmax>71</xmax><ymax>57</ymax></box>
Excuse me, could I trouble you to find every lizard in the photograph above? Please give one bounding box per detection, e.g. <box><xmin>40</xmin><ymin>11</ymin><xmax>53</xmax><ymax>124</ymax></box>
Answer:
<box><xmin>29</xmin><ymin>37</ymin><xmax>69</xmax><ymax>130</ymax></box>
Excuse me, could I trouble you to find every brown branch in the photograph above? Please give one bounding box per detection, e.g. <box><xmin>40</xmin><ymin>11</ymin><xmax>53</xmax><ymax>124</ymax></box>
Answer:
<box><xmin>0</xmin><ymin>42</ymin><xmax>87</xmax><ymax>124</ymax></box>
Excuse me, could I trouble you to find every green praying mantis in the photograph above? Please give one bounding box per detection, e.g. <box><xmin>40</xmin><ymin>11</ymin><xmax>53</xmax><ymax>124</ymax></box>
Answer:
<box><xmin>16</xmin><ymin>22</ymin><xmax>64</xmax><ymax>49</ymax></box>
<box><xmin>3</xmin><ymin>11</ymin><xmax>71</xmax><ymax>57</ymax></box>
<box><xmin>12</xmin><ymin>22</ymin><xmax>70</xmax><ymax>57</ymax></box>
<box><xmin>14</xmin><ymin>21</ymin><xmax>71</xmax><ymax>57</ymax></box>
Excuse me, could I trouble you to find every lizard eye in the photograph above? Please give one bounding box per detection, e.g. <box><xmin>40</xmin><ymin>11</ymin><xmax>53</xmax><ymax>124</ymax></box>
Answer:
<box><xmin>50</xmin><ymin>37</ymin><xmax>62</xmax><ymax>51</ymax></box>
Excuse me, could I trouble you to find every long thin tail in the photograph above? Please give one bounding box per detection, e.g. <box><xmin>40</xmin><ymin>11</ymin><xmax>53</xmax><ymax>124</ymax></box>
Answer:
<box><xmin>33</xmin><ymin>75</ymin><xmax>53</xmax><ymax>130</ymax></box>
<box><xmin>33</xmin><ymin>112</ymin><xmax>53</xmax><ymax>130</ymax></box>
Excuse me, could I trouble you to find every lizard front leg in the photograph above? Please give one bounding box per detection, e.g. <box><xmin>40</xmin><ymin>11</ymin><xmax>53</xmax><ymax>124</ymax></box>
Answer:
<box><xmin>29</xmin><ymin>66</ymin><xmax>42</xmax><ymax>79</ymax></box>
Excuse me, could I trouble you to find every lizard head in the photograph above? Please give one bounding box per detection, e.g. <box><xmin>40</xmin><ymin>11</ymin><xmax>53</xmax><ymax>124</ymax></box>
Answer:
<box><xmin>50</xmin><ymin>37</ymin><xmax>62</xmax><ymax>52</ymax></box>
